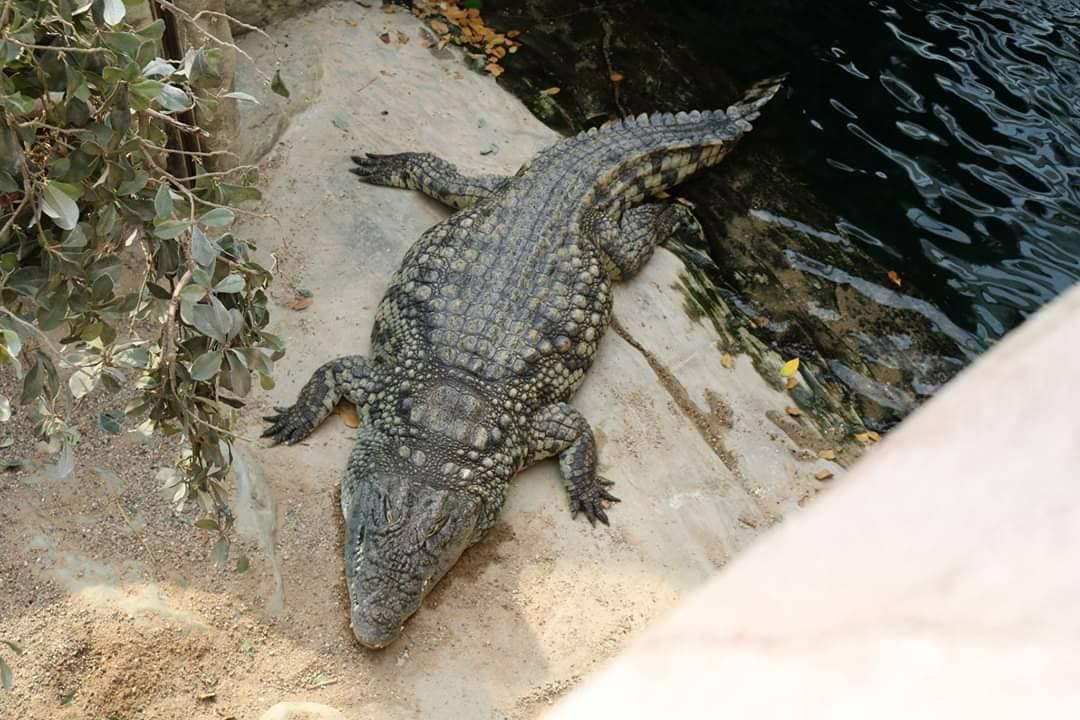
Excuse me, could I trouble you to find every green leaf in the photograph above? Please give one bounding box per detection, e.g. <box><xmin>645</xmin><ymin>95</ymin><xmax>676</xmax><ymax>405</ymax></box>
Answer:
<box><xmin>1</xmin><ymin>655</ymin><xmax>11</xmax><ymax>692</ymax></box>
<box><xmin>142</xmin><ymin>58</ymin><xmax>174</xmax><ymax>78</ymax></box>
<box><xmin>223</xmin><ymin>91</ymin><xmax>259</xmax><ymax>104</ymax></box>
<box><xmin>102</xmin><ymin>32</ymin><xmax>144</xmax><ymax>59</ymax></box>
<box><xmin>103</xmin><ymin>0</ymin><xmax>126</xmax><ymax>25</ymax></box>
<box><xmin>191</xmin><ymin>227</ymin><xmax>220</xmax><ymax>268</ymax></box>
<box><xmin>136</xmin><ymin>19</ymin><xmax>166</xmax><ymax>42</ymax></box>
<box><xmin>153</xmin><ymin>183</ymin><xmax>173</xmax><ymax>219</ymax></box>
<box><xmin>130</xmin><ymin>79</ymin><xmax>165</xmax><ymax>101</ymax></box>
<box><xmin>114</xmin><ymin>344</ymin><xmax>150</xmax><ymax>369</ymax></box>
<box><xmin>271</xmin><ymin>69</ymin><xmax>290</xmax><ymax>98</ymax></box>
<box><xmin>332</xmin><ymin>115</ymin><xmax>350</xmax><ymax>131</ymax></box>
<box><xmin>235</xmin><ymin>554</ymin><xmax>250</xmax><ymax>573</ymax></box>
<box><xmin>20</xmin><ymin>356</ymin><xmax>45</xmax><ymax>405</ymax></box>
<box><xmin>259</xmin><ymin>373</ymin><xmax>275</xmax><ymax>391</ymax></box>
<box><xmin>0</xmin><ymin>640</ymin><xmax>23</xmax><ymax>655</ymax></box>
<box><xmin>224</xmin><ymin>350</ymin><xmax>252</xmax><ymax>397</ymax></box>
<box><xmin>194</xmin><ymin>517</ymin><xmax>219</xmax><ymax>530</ymax></box>
<box><xmin>199</xmin><ymin>208</ymin><xmax>234</xmax><ymax>226</ymax></box>
<box><xmin>189</xmin><ymin>351</ymin><xmax>222</xmax><ymax>381</ymax></box>
<box><xmin>99</xmin><ymin>410</ymin><xmax>123</xmax><ymax>434</ymax></box>
<box><xmin>155</xmin><ymin>85</ymin><xmax>191</xmax><ymax>112</ymax></box>
<box><xmin>41</xmin><ymin>181</ymin><xmax>80</xmax><ymax>230</ymax></box>
<box><xmin>68</xmin><ymin>366</ymin><xmax>101</xmax><ymax>401</ymax></box>
<box><xmin>0</xmin><ymin>172</ymin><xmax>18</xmax><ymax>193</ymax></box>
<box><xmin>189</xmin><ymin>304</ymin><xmax>226</xmax><ymax>343</ymax></box>
<box><xmin>153</xmin><ymin>219</ymin><xmax>190</xmax><ymax>239</ymax></box>
<box><xmin>214</xmin><ymin>274</ymin><xmax>244</xmax><ymax>294</ymax></box>
<box><xmin>218</xmin><ymin>183</ymin><xmax>262</xmax><ymax>205</ymax></box>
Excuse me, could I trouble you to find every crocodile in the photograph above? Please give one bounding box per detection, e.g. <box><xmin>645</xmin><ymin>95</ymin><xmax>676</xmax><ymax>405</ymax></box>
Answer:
<box><xmin>262</xmin><ymin>77</ymin><xmax>784</xmax><ymax>648</ymax></box>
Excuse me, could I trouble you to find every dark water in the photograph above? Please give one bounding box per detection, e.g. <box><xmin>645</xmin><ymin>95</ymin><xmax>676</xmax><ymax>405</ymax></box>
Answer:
<box><xmin>480</xmin><ymin>0</ymin><xmax>1079</xmax><ymax>424</ymax></box>
<box><xmin>623</xmin><ymin>0</ymin><xmax>1080</xmax><ymax>346</ymax></box>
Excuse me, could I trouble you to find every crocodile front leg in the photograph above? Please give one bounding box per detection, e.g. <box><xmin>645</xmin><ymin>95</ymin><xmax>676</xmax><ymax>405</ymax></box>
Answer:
<box><xmin>262</xmin><ymin>355</ymin><xmax>384</xmax><ymax>445</ymax></box>
<box><xmin>528</xmin><ymin>403</ymin><xmax>620</xmax><ymax>526</ymax></box>
<box><xmin>584</xmin><ymin>202</ymin><xmax>704</xmax><ymax>280</ymax></box>
<box><xmin>350</xmin><ymin>152</ymin><xmax>509</xmax><ymax>210</ymax></box>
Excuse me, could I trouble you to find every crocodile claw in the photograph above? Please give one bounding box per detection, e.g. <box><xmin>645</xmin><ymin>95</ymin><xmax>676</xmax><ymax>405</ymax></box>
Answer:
<box><xmin>349</xmin><ymin>152</ymin><xmax>415</xmax><ymax>187</ymax></box>
<box><xmin>261</xmin><ymin>404</ymin><xmax>316</xmax><ymax>446</ymax></box>
<box><xmin>570</xmin><ymin>476</ymin><xmax>620</xmax><ymax>527</ymax></box>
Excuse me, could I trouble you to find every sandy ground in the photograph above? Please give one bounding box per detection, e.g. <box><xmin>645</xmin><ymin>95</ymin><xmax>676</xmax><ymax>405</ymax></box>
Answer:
<box><xmin>0</xmin><ymin>4</ymin><xmax>846</xmax><ymax>719</ymax></box>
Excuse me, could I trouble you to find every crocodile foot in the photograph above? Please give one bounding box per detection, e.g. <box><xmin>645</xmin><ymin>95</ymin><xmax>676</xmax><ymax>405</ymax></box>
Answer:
<box><xmin>261</xmin><ymin>404</ymin><xmax>320</xmax><ymax>445</ymax></box>
<box><xmin>570</xmin><ymin>476</ymin><xmax>620</xmax><ymax>527</ymax></box>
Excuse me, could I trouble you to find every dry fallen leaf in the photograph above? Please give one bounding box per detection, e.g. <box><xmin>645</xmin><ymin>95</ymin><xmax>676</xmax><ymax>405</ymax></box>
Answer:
<box><xmin>854</xmin><ymin>431</ymin><xmax>881</xmax><ymax>444</ymax></box>
<box><xmin>753</xmin><ymin>315</ymin><xmax>769</xmax><ymax>328</ymax></box>
<box><xmin>507</xmin><ymin>29</ymin><xmax>522</xmax><ymax>38</ymax></box>
<box><xmin>291</xmin><ymin>296</ymin><xmax>313</xmax><ymax>311</ymax></box>
<box><xmin>720</xmin><ymin>352</ymin><xmax>735</xmax><ymax>369</ymax></box>
<box><xmin>484</xmin><ymin>63</ymin><xmax>504</xmax><ymax>77</ymax></box>
<box><xmin>814</xmin><ymin>469</ymin><xmax>834</xmax><ymax>481</ymax></box>
<box><xmin>887</xmin><ymin>270</ymin><xmax>902</xmax><ymax>287</ymax></box>
<box><xmin>609</xmin><ymin>72</ymin><xmax>625</xmax><ymax>82</ymax></box>
<box><xmin>785</xmin><ymin>376</ymin><xmax>798</xmax><ymax>390</ymax></box>
<box><xmin>817</xmin><ymin>449</ymin><xmax>837</xmax><ymax>460</ymax></box>
<box><xmin>344</xmin><ymin>18</ymin><xmax>358</xmax><ymax>27</ymax></box>
<box><xmin>430</xmin><ymin>19</ymin><xmax>449</xmax><ymax>34</ymax></box>
<box><xmin>338</xmin><ymin>403</ymin><xmax>360</xmax><ymax>428</ymax></box>
<box><xmin>397</xmin><ymin>31</ymin><xmax>410</xmax><ymax>44</ymax></box>
<box><xmin>785</xmin><ymin>406</ymin><xmax>803</xmax><ymax>417</ymax></box>
<box><xmin>378</xmin><ymin>31</ymin><xmax>391</xmax><ymax>43</ymax></box>
<box><xmin>780</xmin><ymin>357</ymin><xmax>801</xmax><ymax>377</ymax></box>
<box><xmin>542</xmin><ymin>86</ymin><xmax>561</xmax><ymax>96</ymax></box>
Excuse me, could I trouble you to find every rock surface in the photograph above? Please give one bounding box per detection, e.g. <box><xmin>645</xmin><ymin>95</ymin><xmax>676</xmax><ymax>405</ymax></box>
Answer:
<box><xmin>0</xmin><ymin>3</ymin><xmax>848</xmax><ymax>720</ymax></box>
<box><xmin>260</xmin><ymin>701</ymin><xmax>347</xmax><ymax>720</ymax></box>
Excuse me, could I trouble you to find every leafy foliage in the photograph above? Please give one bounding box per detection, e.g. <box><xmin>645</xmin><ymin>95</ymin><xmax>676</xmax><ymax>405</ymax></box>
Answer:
<box><xmin>0</xmin><ymin>0</ymin><xmax>281</xmax><ymax>635</ymax></box>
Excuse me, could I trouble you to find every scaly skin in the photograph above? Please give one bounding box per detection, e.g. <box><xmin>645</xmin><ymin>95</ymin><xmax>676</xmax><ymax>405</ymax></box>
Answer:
<box><xmin>263</xmin><ymin>77</ymin><xmax>784</xmax><ymax>648</ymax></box>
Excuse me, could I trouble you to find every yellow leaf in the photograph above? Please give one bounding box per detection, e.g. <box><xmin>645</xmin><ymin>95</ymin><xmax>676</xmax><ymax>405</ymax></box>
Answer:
<box><xmin>785</xmin><ymin>406</ymin><xmax>803</xmax><ymax>417</ymax></box>
<box><xmin>720</xmin><ymin>352</ymin><xmax>735</xmax><ymax>369</ymax></box>
<box><xmin>542</xmin><ymin>86</ymin><xmax>561</xmax><ymax>96</ymax></box>
<box><xmin>508</xmin><ymin>45</ymin><xmax>518</xmax><ymax>54</ymax></box>
<box><xmin>814</xmin><ymin>470</ymin><xmax>834</xmax><ymax>481</ymax></box>
<box><xmin>338</xmin><ymin>403</ymin><xmax>360</xmax><ymax>428</ymax></box>
<box><xmin>609</xmin><ymin>72</ymin><xmax>625</xmax><ymax>82</ymax></box>
<box><xmin>484</xmin><ymin>63</ymin><xmax>504</xmax><ymax>77</ymax></box>
<box><xmin>867</xmin><ymin>431</ymin><xmax>881</xmax><ymax>442</ymax></box>
<box><xmin>784</xmin><ymin>377</ymin><xmax>798</xmax><ymax>390</ymax></box>
<box><xmin>887</xmin><ymin>270</ymin><xmax>902</xmax><ymax>287</ymax></box>
<box><xmin>507</xmin><ymin>29</ymin><xmax>522</xmax><ymax>38</ymax></box>
<box><xmin>817</xmin><ymin>449</ymin><xmax>837</xmax><ymax>460</ymax></box>
<box><xmin>780</xmin><ymin>357</ymin><xmax>800</xmax><ymax>377</ymax></box>
<box><xmin>430</xmin><ymin>19</ymin><xmax>449</xmax><ymax>34</ymax></box>
<box><xmin>854</xmin><ymin>431</ymin><xmax>881</xmax><ymax>444</ymax></box>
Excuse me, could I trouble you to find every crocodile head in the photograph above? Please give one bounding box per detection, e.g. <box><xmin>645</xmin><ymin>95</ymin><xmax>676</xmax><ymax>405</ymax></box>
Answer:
<box><xmin>343</xmin><ymin>462</ymin><xmax>481</xmax><ymax>648</ymax></box>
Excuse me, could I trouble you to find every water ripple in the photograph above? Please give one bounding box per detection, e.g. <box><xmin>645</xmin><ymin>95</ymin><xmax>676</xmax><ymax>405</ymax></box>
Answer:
<box><xmin>787</xmin><ymin>0</ymin><xmax>1080</xmax><ymax>340</ymax></box>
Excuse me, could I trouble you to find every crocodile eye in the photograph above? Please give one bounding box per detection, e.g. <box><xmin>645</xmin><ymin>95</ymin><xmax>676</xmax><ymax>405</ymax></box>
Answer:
<box><xmin>425</xmin><ymin>513</ymin><xmax>448</xmax><ymax>539</ymax></box>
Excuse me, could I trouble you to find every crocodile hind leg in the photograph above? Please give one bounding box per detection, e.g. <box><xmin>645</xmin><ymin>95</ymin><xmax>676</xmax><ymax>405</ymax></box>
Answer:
<box><xmin>584</xmin><ymin>203</ymin><xmax>704</xmax><ymax>280</ymax></box>
<box><xmin>350</xmin><ymin>152</ymin><xmax>509</xmax><ymax>210</ymax></box>
<box><xmin>528</xmin><ymin>403</ymin><xmax>620</xmax><ymax>526</ymax></box>
<box><xmin>262</xmin><ymin>355</ymin><xmax>384</xmax><ymax>445</ymax></box>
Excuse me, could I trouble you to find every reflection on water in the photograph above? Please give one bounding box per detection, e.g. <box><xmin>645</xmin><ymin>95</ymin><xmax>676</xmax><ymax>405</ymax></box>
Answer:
<box><xmin>778</xmin><ymin>0</ymin><xmax>1079</xmax><ymax>343</ymax></box>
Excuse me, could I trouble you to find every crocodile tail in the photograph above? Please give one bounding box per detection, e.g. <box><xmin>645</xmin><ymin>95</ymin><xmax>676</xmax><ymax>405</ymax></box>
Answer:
<box><xmin>723</xmin><ymin>74</ymin><xmax>787</xmax><ymax>125</ymax></box>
